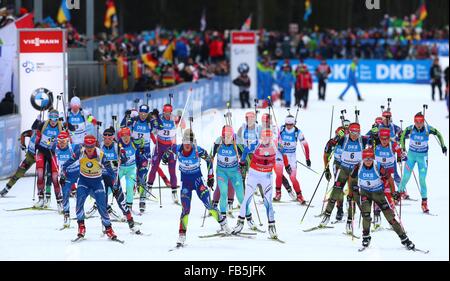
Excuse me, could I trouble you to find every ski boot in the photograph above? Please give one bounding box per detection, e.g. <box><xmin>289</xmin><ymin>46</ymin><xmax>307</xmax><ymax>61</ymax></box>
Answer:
<box><xmin>246</xmin><ymin>214</ymin><xmax>257</xmax><ymax>230</ymax></box>
<box><xmin>63</xmin><ymin>213</ymin><xmax>70</xmax><ymax>228</ymax></box>
<box><xmin>172</xmin><ymin>190</ymin><xmax>179</xmax><ymax>204</ymax></box>
<box><xmin>139</xmin><ymin>196</ymin><xmax>146</xmax><ymax>214</ymax></box>
<box><xmin>227</xmin><ymin>200</ymin><xmax>234</xmax><ymax>214</ymax></box>
<box><xmin>399</xmin><ymin>191</ymin><xmax>410</xmax><ymax>200</ymax></box>
<box><xmin>126</xmin><ymin>212</ymin><xmax>140</xmax><ymax>233</ymax></box>
<box><xmin>319</xmin><ymin>213</ymin><xmax>330</xmax><ymax>227</ymax></box>
<box><xmin>400</xmin><ymin>235</ymin><xmax>415</xmax><ymax>250</ymax></box>
<box><xmin>104</xmin><ymin>226</ymin><xmax>117</xmax><ymax>239</ymax></box>
<box><xmin>421</xmin><ymin>199</ymin><xmax>429</xmax><ymax>213</ymax></box>
<box><xmin>232</xmin><ymin>216</ymin><xmax>245</xmax><ymax>234</ymax></box>
<box><xmin>345</xmin><ymin>219</ymin><xmax>353</xmax><ymax>234</ymax></box>
<box><xmin>268</xmin><ymin>222</ymin><xmax>278</xmax><ymax>239</ymax></box>
<box><xmin>43</xmin><ymin>193</ymin><xmax>51</xmax><ymax>208</ymax></box>
<box><xmin>177</xmin><ymin>232</ymin><xmax>186</xmax><ymax>246</ymax></box>
<box><xmin>335</xmin><ymin>204</ymin><xmax>344</xmax><ymax>221</ymax></box>
<box><xmin>273</xmin><ymin>188</ymin><xmax>282</xmax><ymax>201</ymax></box>
<box><xmin>56</xmin><ymin>199</ymin><xmax>63</xmax><ymax>214</ymax></box>
<box><xmin>34</xmin><ymin>196</ymin><xmax>45</xmax><ymax>208</ymax></box>
<box><xmin>0</xmin><ymin>185</ymin><xmax>11</xmax><ymax>197</ymax></box>
<box><xmin>77</xmin><ymin>220</ymin><xmax>86</xmax><ymax>238</ymax></box>
<box><xmin>362</xmin><ymin>234</ymin><xmax>371</xmax><ymax>248</ymax></box>
<box><xmin>219</xmin><ymin>216</ymin><xmax>232</xmax><ymax>234</ymax></box>
<box><xmin>297</xmin><ymin>192</ymin><xmax>306</xmax><ymax>205</ymax></box>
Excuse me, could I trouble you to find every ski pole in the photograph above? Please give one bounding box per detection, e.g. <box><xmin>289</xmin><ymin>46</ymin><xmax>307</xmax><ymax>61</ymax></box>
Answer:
<box><xmin>300</xmin><ymin>151</ymin><xmax>335</xmax><ymax>224</ymax></box>
<box><xmin>158</xmin><ymin>174</ymin><xmax>162</xmax><ymax>208</ymax></box>
<box><xmin>255</xmin><ymin>185</ymin><xmax>265</xmax><ymax>226</ymax></box>
<box><xmin>296</xmin><ymin>160</ymin><xmax>319</xmax><ymax>174</ymax></box>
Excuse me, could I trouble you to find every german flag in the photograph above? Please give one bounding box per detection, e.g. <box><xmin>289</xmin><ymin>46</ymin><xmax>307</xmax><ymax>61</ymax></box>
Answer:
<box><xmin>117</xmin><ymin>56</ymin><xmax>129</xmax><ymax>90</ymax></box>
<box><xmin>141</xmin><ymin>53</ymin><xmax>158</xmax><ymax>70</ymax></box>
<box><xmin>132</xmin><ymin>59</ymin><xmax>143</xmax><ymax>79</ymax></box>
<box><xmin>104</xmin><ymin>0</ymin><xmax>117</xmax><ymax>29</ymax></box>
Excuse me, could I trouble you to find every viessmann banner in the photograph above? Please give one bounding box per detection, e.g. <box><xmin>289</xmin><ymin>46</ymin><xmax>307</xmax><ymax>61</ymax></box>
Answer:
<box><xmin>276</xmin><ymin>59</ymin><xmax>432</xmax><ymax>84</ymax></box>
<box><xmin>18</xmin><ymin>29</ymin><xmax>67</xmax><ymax>132</ymax></box>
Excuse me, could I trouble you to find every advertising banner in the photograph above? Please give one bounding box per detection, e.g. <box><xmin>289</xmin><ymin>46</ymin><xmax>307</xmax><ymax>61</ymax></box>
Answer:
<box><xmin>0</xmin><ymin>115</ymin><xmax>21</xmax><ymax>179</ymax></box>
<box><xmin>276</xmin><ymin>59</ymin><xmax>432</xmax><ymax>84</ymax></box>
<box><xmin>230</xmin><ymin>31</ymin><xmax>257</xmax><ymax>103</ymax></box>
<box><xmin>18</xmin><ymin>28</ymin><xmax>67</xmax><ymax>132</ymax></box>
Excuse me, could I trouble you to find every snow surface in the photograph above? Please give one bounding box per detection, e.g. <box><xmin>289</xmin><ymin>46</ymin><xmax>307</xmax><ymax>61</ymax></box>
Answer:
<box><xmin>0</xmin><ymin>83</ymin><xmax>448</xmax><ymax>261</ymax></box>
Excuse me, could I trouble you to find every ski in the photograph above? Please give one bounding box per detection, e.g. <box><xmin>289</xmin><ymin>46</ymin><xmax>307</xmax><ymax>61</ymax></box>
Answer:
<box><xmin>343</xmin><ymin>232</ymin><xmax>360</xmax><ymax>239</ymax></box>
<box><xmin>423</xmin><ymin>212</ymin><xmax>438</xmax><ymax>217</ymax></box>
<box><xmin>268</xmin><ymin>237</ymin><xmax>286</xmax><ymax>243</ymax></box>
<box><xmin>199</xmin><ymin>233</ymin><xmax>223</xmax><ymax>238</ymax></box>
<box><xmin>169</xmin><ymin>243</ymin><xmax>185</xmax><ymax>252</ymax></box>
<box><xmin>71</xmin><ymin>216</ymin><xmax>98</xmax><ymax>220</ymax></box>
<box><xmin>314</xmin><ymin>213</ymin><xmax>324</xmax><ymax>218</ymax></box>
<box><xmin>110</xmin><ymin>237</ymin><xmax>125</xmax><ymax>244</ymax></box>
<box><xmin>71</xmin><ymin>236</ymin><xmax>85</xmax><ymax>243</ymax></box>
<box><xmin>303</xmin><ymin>225</ymin><xmax>334</xmax><ymax>232</ymax></box>
<box><xmin>412</xmin><ymin>248</ymin><xmax>429</xmax><ymax>254</ymax></box>
<box><xmin>331</xmin><ymin>220</ymin><xmax>345</xmax><ymax>224</ymax></box>
<box><xmin>5</xmin><ymin>206</ymin><xmax>58</xmax><ymax>212</ymax></box>
<box><xmin>358</xmin><ymin>246</ymin><xmax>368</xmax><ymax>252</ymax></box>
<box><xmin>58</xmin><ymin>225</ymin><xmax>73</xmax><ymax>231</ymax></box>
<box><xmin>250</xmin><ymin>227</ymin><xmax>266</xmax><ymax>233</ymax></box>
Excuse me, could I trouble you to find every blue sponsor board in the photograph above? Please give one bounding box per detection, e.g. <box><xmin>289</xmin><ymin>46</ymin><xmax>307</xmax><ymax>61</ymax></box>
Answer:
<box><xmin>82</xmin><ymin>76</ymin><xmax>231</xmax><ymax>135</ymax></box>
<box><xmin>276</xmin><ymin>59</ymin><xmax>432</xmax><ymax>83</ymax></box>
<box><xmin>0</xmin><ymin>115</ymin><xmax>22</xmax><ymax>179</ymax></box>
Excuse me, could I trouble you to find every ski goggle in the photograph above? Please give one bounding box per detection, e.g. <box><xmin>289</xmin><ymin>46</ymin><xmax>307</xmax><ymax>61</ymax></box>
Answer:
<box><xmin>103</xmin><ymin>133</ymin><xmax>114</xmax><ymax>138</ymax></box>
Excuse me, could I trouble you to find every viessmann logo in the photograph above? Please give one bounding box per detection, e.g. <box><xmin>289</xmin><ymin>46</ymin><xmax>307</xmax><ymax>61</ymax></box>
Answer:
<box><xmin>23</xmin><ymin>38</ymin><xmax>60</xmax><ymax>47</ymax></box>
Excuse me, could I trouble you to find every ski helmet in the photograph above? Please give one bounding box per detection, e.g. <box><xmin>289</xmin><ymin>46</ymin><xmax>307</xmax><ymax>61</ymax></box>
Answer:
<box><xmin>414</xmin><ymin>112</ymin><xmax>425</xmax><ymax>123</ymax></box>
<box><xmin>84</xmin><ymin>135</ymin><xmax>97</xmax><ymax>148</ymax></box>
<box><xmin>70</xmin><ymin>96</ymin><xmax>81</xmax><ymax>107</ymax></box>
<box><xmin>139</xmin><ymin>104</ymin><xmax>150</xmax><ymax>113</ymax></box>
<box><xmin>182</xmin><ymin>129</ymin><xmax>195</xmax><ymax>144</ymax></box>
<box><xmin>342</xmin><ymin>119</ymin><xmax>351</xmax><ymax>129</ymax></box>
<box><xmin>222</xmin><ymin>125</ymin><xmax>234</xmax><ymax>138</ymax></box>
<box><xmin>382</xmin><ymin>111</ymin><xmax>392</xmax><ymax>119</ymax></box>
<box><xmin>262</xmin><ymin>113</ymin><xmax>270</xmax><ymax>124</ymax></box>
<box><xmin>348</xmin><ymin>123</ymin><xmax>360</xmax><ymax>134</ymax></box>
<box><xmin>375</xmin><ymin>117</ymin><xmax>383</xmax><ymax>125</ymax></box>
<box><xmin>119</xmin><ymin>127</ymin><xmax>131</xmax><ymax>138</ymax></box>
<box><xmin>48</xmin><ymin>110</ymin><xmax>59</xmax><ymax>121</ymax></box>
<box><xmin>285</xmin><ymin>115</ymin><xmax>295</xmax><ymax>125</ymax></box>
<box><xmin>362</xmin><ymin>148</ymin><xmax>375</xmax><ymax>160</ymax></box>
<box><xmin>379</xmin><ymin>128</ymin><xmax>390</xmax><ymax>139</ymax></box>
<box><xmin>163</xmin><ymin>104</ymin><xmax>173</xmax><ymax>113</ymax></box>
<box><xmin>58</xmin><ymin>131</ymin><xmax>69</xmax><ymax>140</ymax></box>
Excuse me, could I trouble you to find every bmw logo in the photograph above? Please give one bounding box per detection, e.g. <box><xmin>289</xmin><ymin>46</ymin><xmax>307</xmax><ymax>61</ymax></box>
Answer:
<box><xmin>86</xmin><ymin>162</ymin><xmax>93</xmax><ymax>168</ymax></box>
<box><xmin>30</xmin><ymin>88</ymin><xmax>54</xmax><ymax>111</ymax></box>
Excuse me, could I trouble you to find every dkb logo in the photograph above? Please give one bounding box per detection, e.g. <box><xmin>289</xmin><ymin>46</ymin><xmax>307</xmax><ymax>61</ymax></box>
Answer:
<box><xmin>365</xmin><ymin>0</ymin><xmax>380</xmax><ymax>10</ymax></box>
<box><xmin>66</xmin><ymin>0</ymin><xmax>80</xmax><ymax>10</ymax></box>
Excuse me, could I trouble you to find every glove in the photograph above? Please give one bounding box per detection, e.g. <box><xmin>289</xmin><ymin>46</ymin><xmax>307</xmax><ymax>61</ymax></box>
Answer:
<box><xmin>67</xmin><ymin>122</ymin><xmax>76</xmax><ymax>131</ymax></box>
<box><xmin>392</xmin><ymin>191</ymin><xmax>400</xmax><ymax>201</ymax></box>
<box><xmin>59</xmin><ymin>173</ymin><xmax>66</xmax><ymax>186</ymax></box>
<box><xmin>285</xmin><ymin>164</ymin><xmax>292</xmax><ymax>175</ymax></box>
<box><xmin>371</xmin><ymin>125</ymin><xmax>379</xmax><ymax>135</ymax></box>
<box><xmin>306</xmin><ymin>159</ymin><xmax>311</xmax><ymax>167</ymax></box>
<box><xmin>336</xmin><ymin>128</ymin><xmax>345</xmax><ymax>138</ymax></box>
<box><xmin>207</xmin><ymin>175</ymin><xmax>214</xmax><ymax>188</ymax></box>
<box><xmin>151</xmin><ymin>109</ymin><xmax>159</xmax><ymax>117</ymax></box>
<box><xmin>401</xmin><ymin>150</ymin><xmax>408</xmax><ymax>161</ymax></box>
<box><xmin>20</xmin><ymin>143</ymin><xmax>27</xmax><ymax>151</ymax></box>
<box><xmin>397</xmin><ymin>156</ymin><xmax>402</xmax><ymax>163</ymax></box>
<box><xmin>442</xmin><ymin>146</ymin><xmax>447</xmax><ymax>155</ymax></box>
<box><xmin>120</xmin><ymin>149</ymin><xmax>128</xmax><ymax>163</ymax></box>
<box><xmin>125</xmin><ymin>109</ymin><xmax>131</xmax><ymax>117</ymax></box>
<box><xmin>162</xmin><ymin>152</ymin><xmax>169</xmax><ymax>165</ymax></box>
<box><xmin>324</xmin><ymin>167</ymin><xmax>332</xmax><ymax>182</ymax></box>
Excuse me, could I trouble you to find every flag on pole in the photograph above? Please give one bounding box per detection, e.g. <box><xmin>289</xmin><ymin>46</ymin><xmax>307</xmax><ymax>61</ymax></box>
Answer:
<box><xmin>412</xmin><ymin>0</ymin><xmax>427</xmax><ymax>27</ymax></box>
<box><xmin>304</xmin><ymin>0</ymin><xmax>312</xmax><ymax>22</ymax></box>
<box><xmin>241</xmin><ymin>14</ymin><xmax>252</xmax><ymax>31</ymax></box>
<box><xmin>132</xmin><ymin>59</ymin><xmax>143</xmax><ymax>80</ymax></box>
<box><xmin>200</xmin><ymin>8</ymin><xmax>207</xmax><ymax>32</ymax></box>
<box><xmin>104</xmin><ymin>0</ymin><xmax>118</xmax><ymax>29</ymax></box>
<box><xmin>117</xmin><ymin>56</ymin><xmax>129</xmax><ymax>90</ymax></box>
<box><xmin>141</xmin><ymin>53</ymin><xmax>158</xmax><ymax>70</ymax></box>
<box><xmin>57</xmin><ymin>0</ymin><xmax>71</xmax><ymax>24</ymax></box>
